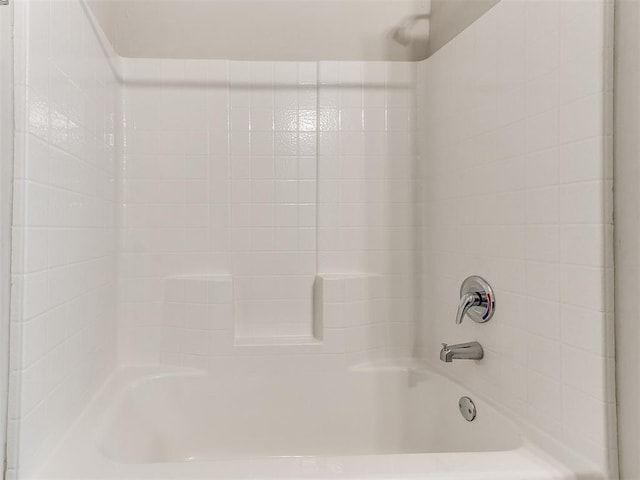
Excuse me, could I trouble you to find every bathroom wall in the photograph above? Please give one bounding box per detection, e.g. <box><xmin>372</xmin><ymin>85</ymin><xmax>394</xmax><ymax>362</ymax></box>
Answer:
<box><xmin>427</xmin><ymin>0</ymin><xmax>500</xmax><ymax>55</ymax></box>
<box><xmin>84</xmin><ymin>0</ymin><xmax>113</xmax><ymax>42</ymax></box>
<box><xmin>0</xmin><ymin>0</ymin><xmax>15</xmax><ymax>474</ymax></box>
<box><xmin>227</xmin><ymin>62</ymin><xmax>318</xmax><ymax>340</ymax></box>
<box><xmin>316</xmin><ymin>62</ymin><xmax>418</xmax><ymax>356</ymax></box>
<box><xmin>119</xmin><ymin>59</ymin><xmax>419</xmax><ymax>367</ymax></box>
<box><xmin>9</xmin><ymin>0</ymin><xmax>119</xmax><ymax>476</ymax></box>
<box><xmin>7</xmin><ymin>0</ymin><xmax>620</xmax><ymax>478</ymax></box>
<box><xmin>614</xmin><ymin>0</ymin><xmax>640</xmax><ymax>477</ymax></box>
<box><xmin>87</xmin><ymin>0</ymin><xmax>430</xmax><ymax>61</ymax></box>
<box><xmin>417</xmin><ymin>0</ymin><xmax>616</xmax><ymax>474</ymax></box>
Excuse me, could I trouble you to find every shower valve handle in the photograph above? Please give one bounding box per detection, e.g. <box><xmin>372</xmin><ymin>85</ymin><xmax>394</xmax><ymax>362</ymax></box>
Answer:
<box><xmin>456</xmin><ymin>276</ymin><xmax>495</xmax><ymax>324</ymax></box>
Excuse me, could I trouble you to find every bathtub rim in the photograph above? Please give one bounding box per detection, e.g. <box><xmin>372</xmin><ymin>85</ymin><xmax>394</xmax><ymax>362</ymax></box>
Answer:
<box><xmin>35</xmin><ymin>361</ymin><xmax>606</xmax><ymax>480</ymax></box>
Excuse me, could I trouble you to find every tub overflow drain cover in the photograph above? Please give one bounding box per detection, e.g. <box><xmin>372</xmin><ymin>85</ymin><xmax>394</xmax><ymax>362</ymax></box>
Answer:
<box><xmin>459</xmin><ymin>396</ymin><xmax>477</xmax><ymax>422</ymax></box>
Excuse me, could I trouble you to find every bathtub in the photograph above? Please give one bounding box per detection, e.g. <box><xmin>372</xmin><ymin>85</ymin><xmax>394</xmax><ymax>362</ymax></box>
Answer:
<box><xmin>38</xmin><ymin>362</ymin><xmax>604</xmax><ymax>480</ymax></box>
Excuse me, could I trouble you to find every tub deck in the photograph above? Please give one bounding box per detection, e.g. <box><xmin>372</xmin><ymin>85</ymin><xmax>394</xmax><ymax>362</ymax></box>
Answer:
<box><xmin>37</xmin><ymin>363</ymin><xmax>604</xmax><ymax>480</ymax></box>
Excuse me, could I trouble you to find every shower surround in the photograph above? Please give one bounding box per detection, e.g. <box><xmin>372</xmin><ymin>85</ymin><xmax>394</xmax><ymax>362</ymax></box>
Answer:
<box><xmin>119</xmin><ymin>59</ymin><xmax>419</xmax><ymax>364</ymax></box>
<box><xmin>417</xmin><ymin>0</ymin><xmax>616</xmax><ymax>472</ymax></box>
<box><xmin>7</xmin><ymin>0</ymin><xmax>617</xmax><ymax>479</ymax></box>
<box><xmin>9</xmin><ymin>0</ymin><xmax>118</xmax><ymax>477</ymax></box>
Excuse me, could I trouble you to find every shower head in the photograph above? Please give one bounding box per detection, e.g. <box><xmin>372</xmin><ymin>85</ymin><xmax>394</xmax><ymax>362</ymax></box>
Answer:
<box><xmin>392</xmin><ymin>14</ymin><xmax>430</xmax><ymax>46</ymax></box>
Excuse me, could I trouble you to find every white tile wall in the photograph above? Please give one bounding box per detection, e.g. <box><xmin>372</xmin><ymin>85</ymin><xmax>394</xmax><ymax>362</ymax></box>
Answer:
<box><xmin>158</xmin><ymin>275</ymin><xmax>233</xmax><ymax>366</ymax></box>
<box><xmin>417</xmin><ymin>0</ymin><xmax>615</xmax><ymax>475</ymax></box>
<box><xmin>317</xmin><ymin>61</ymin><xmax>419</xmax><ymax>275</ymax></box>
<box><xmin>119</xmin><ymin>58</ymin><xmax>230</xmax><ymax>364</ymax></box>
<box><xmin>9</xmin><ymin>0</ymin><xmax>118</xmax><ymax>477</ymax></box>
<box><xmin>9</xmin><ymin>0</ymin><xmax>617</xmax><ymax>477</ymax></box>
<box><xmin>317</xmin><ymin>61</ymin><xmax>419</xmax><ymax>357</ymax></box>
<box><xmin>119</xmin><ymin>58</ymin><xmax>419</xmax><ymax>364</ymax></box>
<box><xmin>319</xmin><ymin>274</ymin><xmax>404</xmax><ymax>362</ymax></box>
<box><xmin>229</xmin><ymin>61</ymin><xmax>317</xmax><ymax>340</ymax></box>
<box><xmin>151</xmin><ymin>273</ymin><xmax>392</xmax><ymax>370</ymax></box>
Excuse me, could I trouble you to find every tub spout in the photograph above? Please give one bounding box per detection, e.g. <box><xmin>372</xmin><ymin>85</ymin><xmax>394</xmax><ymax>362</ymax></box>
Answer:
<box><xmin>440</xmin><ymin>342</ymin><xmax>484</xmax><ymax>363</ymax></box>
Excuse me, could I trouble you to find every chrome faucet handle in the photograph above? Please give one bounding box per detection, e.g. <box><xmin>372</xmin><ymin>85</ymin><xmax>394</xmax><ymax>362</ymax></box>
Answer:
<box><xmin>456</xmin><ymin>292</ymin><xmax>483</xmax><ymax>324</ymax></box>
<box><xmin>456</xmin><ymin>276</ymin><xmax>495</xmax><ymax>324</ymax></box>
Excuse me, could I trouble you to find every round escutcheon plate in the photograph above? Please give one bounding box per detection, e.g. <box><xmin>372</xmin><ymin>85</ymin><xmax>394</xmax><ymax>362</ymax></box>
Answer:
<box><xmin>459</xmin><ymin>396</ymin><xmax>477</xmax><ymax>422</ymax></box>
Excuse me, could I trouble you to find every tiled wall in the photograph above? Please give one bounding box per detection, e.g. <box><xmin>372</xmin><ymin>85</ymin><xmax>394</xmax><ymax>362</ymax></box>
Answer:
<box><xmin>9</xmin><ymin>0</ymin><xmax>618</xmax><ymax>477</ymax></box>
<box><xmin>159</xmin><ymin>275</ymin><xmax>233</xmax><ymax>364</ymax></box>
<box><xmin>119</xmin><ymin>58</ymin><xmax>419</xmax><ymax>364</ymax></box>
<box><xmin>317</xmin><ymin>62</ymin><xmax>419</xmax><ymax>357</ymax></box>
<box><xmin>119</xmin><ymin>59</ymin><xmax>229</xmax><ymax>364</ymax></box>
<box><xmin>9</xmin><ymin>0</ymin><xmax>119</xmax><ymax>477</ymax></box>
<box><xmin>152</xmin><ymin>273</ymin><xmax>392</xmax><ymax>368</ymax></box>
<box><xmin>417</xmin><ymin>0</ymin><xmax>616</xmax><ymax>474</ymax></box>
<box><xmin>229</xmin><ymin>62</ymin><xmax>318</xmax><ymax>340</ymax></box>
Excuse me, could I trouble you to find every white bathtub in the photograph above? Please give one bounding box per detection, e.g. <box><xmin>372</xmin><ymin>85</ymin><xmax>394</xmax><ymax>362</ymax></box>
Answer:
<box><xmin>38</xmin><ymin>363</ymin><xmax>604</xmax><ymax>480</ymax></box>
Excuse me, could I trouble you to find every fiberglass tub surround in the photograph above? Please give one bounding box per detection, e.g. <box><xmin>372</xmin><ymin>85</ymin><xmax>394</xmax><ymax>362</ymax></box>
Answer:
<box><xmin>117</xmin><ymin>57</ymin><xmax>419</xmax><ymax>361</ymax></box>
<box><xmin>8</xmin><ymin>0</ymin><xmax>617</xmax><ymax>479</ymax></box>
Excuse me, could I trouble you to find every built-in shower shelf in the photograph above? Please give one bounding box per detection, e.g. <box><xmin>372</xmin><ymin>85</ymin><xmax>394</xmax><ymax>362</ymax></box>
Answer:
<box><xmin>234</xmin><ymin>335</ymin><xmax>321</xmax><ymax>347</ymax></box>
<box><xmin>160</xmin><ymin>272</ymin><xmax>388</xmax><ymax>354</ymax></box>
